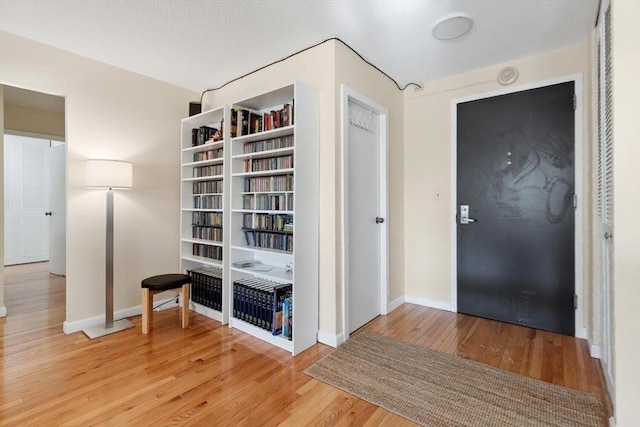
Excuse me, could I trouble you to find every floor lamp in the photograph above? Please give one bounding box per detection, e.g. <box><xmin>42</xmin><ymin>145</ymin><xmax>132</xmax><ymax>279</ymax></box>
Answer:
<box><xmin>83</xmin><ymin>159</ymin><xmax>135</xmax><ymax>339</ymax></box>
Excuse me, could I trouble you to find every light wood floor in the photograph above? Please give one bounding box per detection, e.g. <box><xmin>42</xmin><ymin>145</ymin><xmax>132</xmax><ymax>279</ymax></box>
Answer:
<box><xmin>1</xmin><ymin>262</ymin><xmax>609</xmax><ymax>426</ymax></box>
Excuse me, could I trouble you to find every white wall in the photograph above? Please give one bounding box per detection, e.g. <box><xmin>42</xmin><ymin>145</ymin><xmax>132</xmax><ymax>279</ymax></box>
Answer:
<box><xmin>403</xmin><ymin>43</ymin><xmax>593</xmax><ymax>327</ymax></box>
<box><xmin>611</xmin><ymin>1</ymin><xmax>640</xmax><ymax>424</ymax></box>
<box><xmin>0</xmin><ymin>30</ymin><xmax>197</xmax><ymax>324</ymax></box>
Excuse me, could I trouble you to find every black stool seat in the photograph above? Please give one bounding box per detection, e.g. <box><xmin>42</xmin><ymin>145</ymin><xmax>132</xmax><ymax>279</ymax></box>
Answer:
<box><xmin>141</xmin><ymin>274</ymin><xmax>191</xmax><ymax>292</ymax></box>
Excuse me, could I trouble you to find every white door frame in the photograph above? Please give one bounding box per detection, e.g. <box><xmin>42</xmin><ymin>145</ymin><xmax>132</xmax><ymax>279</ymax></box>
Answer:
<box><xmin>340</xmin><ymin>85</ymin><xmax>389</xmax><ymax>342</ymax></box>
<box><xmin>450</xmin><ymin>74</ymin><xmax>586</xmax><ymax>338</ymax></box>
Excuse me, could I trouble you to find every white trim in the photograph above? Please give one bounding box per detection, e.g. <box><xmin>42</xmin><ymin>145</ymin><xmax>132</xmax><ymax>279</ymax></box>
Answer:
<box><xmin>340</xmin><ymin>85</ymin><xmax>390</xmax><ymax>342</ymax></box>
<box><xmin>451</xmin><ymin>73</ymin><xmax>586</xmax><ymax>337</ymax></box>
<box><xmin>0</xmin><ymin>305</ymin><xmax>7</xmax><ymax>317</ymax></box>
<box><xmin>590</xmin><ymin>343</ymin><xmax>602</xmax><ymax>360</ymax></box>
<box><xmin>387</xmin><ymin>295</ymin><xmax>405</xmax><ymax>313</ymax></box>
<box><xmin>608</xmin><ymin>416</ymin><xmax>616</xmax><ymax>427</ymax></box>
<box><xmin>62</xmin><ymin>295</ymin><xmax>178</xmax><ymax>334</ymax></box>
<box><xmin>405</xmin><ymin>295</ymin><xmax>453</xmax><ymax>312</ymax></box>
<box><xmin>317</xmin><ymin>330</ymin><xmax>345</xmax><ymax>348</ymax></box>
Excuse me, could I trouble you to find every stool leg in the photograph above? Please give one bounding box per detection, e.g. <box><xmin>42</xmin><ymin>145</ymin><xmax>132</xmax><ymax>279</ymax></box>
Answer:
<box><xmin>142</xmin><ymin>288</ymin><xmax>152</xmax><ymax>334</ymax></box>
<box><xmin>181</xmin><ymin>284</ymin><xmax>190</xmax><ymax>328</ymax></box>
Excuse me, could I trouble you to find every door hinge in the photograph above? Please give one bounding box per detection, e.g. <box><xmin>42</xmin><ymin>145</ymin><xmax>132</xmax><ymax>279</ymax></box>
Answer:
<box><xmin>574</xmin><ymin>294</ymin><xmax>578</xmax><ymax>310</ymax></box>
<box><xmin>573</xmin><ymin>93</ymin><xmax>577</xmax><ymax>111</ymax></box>
<box><xmin>573</xmin><ymin>194</ymin><xmax>577</xmax><ymax>210</ymax></box>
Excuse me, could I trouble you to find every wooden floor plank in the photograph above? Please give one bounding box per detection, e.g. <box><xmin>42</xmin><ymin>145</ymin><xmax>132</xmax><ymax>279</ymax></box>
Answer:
<box><xmin>0</xmin><ymin>262</ymin><xmax>610</xmax><ymax>425</ymax></box>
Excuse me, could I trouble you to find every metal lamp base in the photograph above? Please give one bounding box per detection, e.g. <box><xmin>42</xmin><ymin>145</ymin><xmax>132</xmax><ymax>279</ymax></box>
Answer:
<box><xmin>82</xmin><ymin>318</ymin><xmax>135</xmax><ymax>339</ymax></box>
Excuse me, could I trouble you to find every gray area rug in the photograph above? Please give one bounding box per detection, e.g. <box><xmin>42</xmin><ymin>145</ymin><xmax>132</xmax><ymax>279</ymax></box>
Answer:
<box><xmin>305</xmin><ymin>332</ymin><xmax>606</xmax><ymax>426</ymax></box>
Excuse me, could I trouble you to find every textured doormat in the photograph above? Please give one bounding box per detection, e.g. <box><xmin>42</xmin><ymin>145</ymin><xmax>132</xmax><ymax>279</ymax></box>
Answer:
<box><xmin>305</xmin><ymin>332</ymin><xmax>606</xmax><ymax>427</ymax></box>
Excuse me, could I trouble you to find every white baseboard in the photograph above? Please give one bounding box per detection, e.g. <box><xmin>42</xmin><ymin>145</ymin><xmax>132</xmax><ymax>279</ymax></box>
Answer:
<box><xmin>609</xmin><ymin>416</ymin><xmax>616</xmax><ymax>427</ymax></box>
<box><xmin>404</xmin><ymin>295</ymin><xmax>453</xmax><ymax>312</ymax></box>
<box><xmin>387</xmin><ymin>296</ymin><xmax>405</xmax><ymax>313</ymax></box>
<box><xmin>317</xmin><ymin>330</ymin><xmax>345</xmax><ymax>348</ymax></box>
<box><xmin>63</xmin><ymin>295</ymin><xmax>179</xmax><ymax>335</ymax></box>
<box><xmin>575</xmin><ymin>326</ymin><xmax>588</xmax><ymax>340</ymax></box>
<box><xmin>0</xmin><ymin>305</ymin><xmax>6</xmax><ymax>317</ymax></box>
<box><xmin>589</xmin><ymin>343</ymin><xmax>602</xmax><ymax>360</ymax></box>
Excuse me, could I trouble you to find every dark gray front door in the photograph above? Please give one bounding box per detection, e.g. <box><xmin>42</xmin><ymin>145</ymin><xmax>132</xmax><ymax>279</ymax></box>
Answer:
<box><xmin>456</xmin><ymin>82</ymin><xmax>575</xmax><ymax>336</ymax></box>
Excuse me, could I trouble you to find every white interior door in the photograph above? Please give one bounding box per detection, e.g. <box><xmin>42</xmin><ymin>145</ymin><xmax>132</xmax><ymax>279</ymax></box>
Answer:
<box><xmin>595</xmin><ymin>0</ymin><xmax>614</xmax><ymax>394</ymax></box>
<box><xmin>48</xmin><ymin>141</ymin><xmax>66</xmax><ymax>275</ymax></box>
<box><xmin>346</xmin><ymin>99</ymin><xmax>382</xmax><ymax>334</ymax></box>
<box><xmin>4</xmin><ymin>134</ymin><xmax>50</xmax><ymax>265</ymax></box>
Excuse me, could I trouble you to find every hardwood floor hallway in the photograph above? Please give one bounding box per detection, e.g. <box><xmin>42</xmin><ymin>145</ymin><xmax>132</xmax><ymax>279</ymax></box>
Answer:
<box><xmin>1</xmin><ymin>263</ymin><xmax>609</xmax><ymax>426</ymax></box>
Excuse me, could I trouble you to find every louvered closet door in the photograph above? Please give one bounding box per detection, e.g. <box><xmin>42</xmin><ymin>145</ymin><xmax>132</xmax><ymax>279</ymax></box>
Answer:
<box><xmin>595</xmin><ymin>1</ymin><xmax>614</xmax><ymax>390</ymax></box>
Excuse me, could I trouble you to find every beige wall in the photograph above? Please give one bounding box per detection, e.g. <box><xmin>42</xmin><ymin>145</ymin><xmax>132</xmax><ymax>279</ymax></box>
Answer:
<box><xmin>0</xmin><ymin>30</ymin><xmax>196</xmax><ymax>323</ymax></box>
<box><xmin>203</xmin><ymin>40</ymin><xmax>404</xmax><ymax>338</ymax></box>
<box><xmin>403</xmin><ymin>43</ymin><xmax>593</xmax><ymax>332</ymax></box>
<box><xmin>611</xmin><ymin>1</ymin><xmax>640</xmax><ymax>424</ymax></box>
<box><xmin>4</xmin><ymin>103</ymin><xmax>65</xmax><ymax>138</ymax></box>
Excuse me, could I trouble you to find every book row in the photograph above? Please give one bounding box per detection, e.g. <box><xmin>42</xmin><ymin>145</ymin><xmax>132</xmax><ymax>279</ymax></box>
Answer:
<box><xmin>193</xmin><ymin>147</ymin><xmax>223</xmax><ymax>162</ymax></box>
<box><xmin>192</xmin><ymin>225</ymin><xmax>222</xmax><ymax>242</ymax></box>
<box><xmin>187</xmin><ymin>267</ymin><xmax>223</xmax><ymax>311</ymax></box>
<box><xmin>191</xmin><ymin>125</ymin><xmax>222</xmax><ymax>147</ymax></box>
<box><xmin>244</xmin><ymin>230</ymin><xmax>293</xmax><ymax>252</ymax></box>
<box><xmin>192</xmin><ymin>212</ymin><xmax>222</xmax><ymax>227</ymax></box>
<box><xmin>192</xmin><ymin>179</ymin><xmax>224</xmax><ymax>195</ymax></box>
<box><xmin>243</xmin><ymin>174</ymin><xmax>293</xmax><ymax>193</ymax></box>
<box><xmin>243</xmin><ymin>155</ymin><xmax>293</xmax><ymax>173</ymax></box>
<box><xmin>193</xmin><ymin>243</ymin><xmax>222</xmax><ymax>261</ymax></box>
<box><xmin>243</xmin><ymin>213</ymin><xmax>293</xmax><ymax>233</ymax></box>
<box><xmin>193</xmin><ymin>164</ymin><xmax>223</xmax><ymax>177</ymax></box>
<box><xmin>231</xmin><ymin>103</ymin><xmax>294</xmax><ymax>137</ymax></box>
<box><xmin>243</xmin><ymin>193</ymin><xmax>293</xmax><ymax>211</ymax></box>
<box><xmin>242</xmin><ymin>135</ymin><xmax>294</xmax><ymax>154</ymax></box>
<box><xmin>193</xmin><ymin>194</ymin><xmax>222</xmax><ymax>209</ymax></box>
<box><xmin>233</xmin><ymin>277</ymin><xmax>292</xmax><ymax>338</ymax></box>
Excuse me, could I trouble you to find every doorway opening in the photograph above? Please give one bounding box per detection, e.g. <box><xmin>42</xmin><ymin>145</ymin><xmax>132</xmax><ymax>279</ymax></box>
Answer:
<box><xmin>2</xmin><ymin>85</ymin><xmax>67</xmax><ymax>325</ymax></box>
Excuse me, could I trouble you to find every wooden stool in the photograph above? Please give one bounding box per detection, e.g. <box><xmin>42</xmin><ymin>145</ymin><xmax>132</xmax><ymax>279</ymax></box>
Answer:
<box><xmin>141</xmin><ymin>274</ymin><xmax>191</xmax><ymax>334</ymax></box>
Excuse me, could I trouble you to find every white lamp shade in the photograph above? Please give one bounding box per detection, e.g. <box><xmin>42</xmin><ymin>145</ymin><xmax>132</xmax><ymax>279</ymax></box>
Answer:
<box><xmin>86</xmin><ymin>159</ymin><xmax>133</xmax><ymax>189</ymax></box>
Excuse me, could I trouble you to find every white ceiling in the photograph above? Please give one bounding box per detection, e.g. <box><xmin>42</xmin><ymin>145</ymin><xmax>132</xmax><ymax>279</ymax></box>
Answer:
<box><xmin>0</xmin><ymin>0</ymin><xmax>598</xmax><ymax>94</ymax></box>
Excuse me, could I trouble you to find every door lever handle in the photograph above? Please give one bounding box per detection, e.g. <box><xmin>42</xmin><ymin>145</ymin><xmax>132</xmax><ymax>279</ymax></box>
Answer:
<box><xmin>375</xmin><ymin>217</ymin><xmax>385</xmax><ymax>224</ymax></box>
<box><xmin>467</xmin><ymin>217</ymin><xmax>477</xmax><ymax>223</ymax></box>
<box><xmin>45</xmin><ymin>212</ymin><xmax>52</xmax><ymax>216</ymax></box>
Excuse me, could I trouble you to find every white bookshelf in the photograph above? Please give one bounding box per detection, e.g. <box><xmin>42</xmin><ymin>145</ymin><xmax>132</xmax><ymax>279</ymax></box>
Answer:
<box><xmin>180</xmin><ymin>107</ymin><xmax>229</xmax><ymax>324</ymax></box>
<box><xmin>228</xmin><ymin>82</ymin><xmax>319</xmax><ymax>355</ymax></box>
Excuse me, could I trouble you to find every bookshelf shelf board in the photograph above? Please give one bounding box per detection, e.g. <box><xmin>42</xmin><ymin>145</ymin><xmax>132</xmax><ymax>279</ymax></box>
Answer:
<box><xmin>182</xmin><ymin>140</ymin><xmax>224</xmax><ymax>153</ymax></box>
<box><xmin>182</xmin><ymin>175</ymin><xmax>224</xmax><ymax>182</ymax></box>
<box><xmin>232</xmin><ymin>209</ymin><xmax>294</xmax><ymax>215</ymax></box>
<box><xmin>232</xmin><ymin>125</ymin><xmax>294</xmax><ymax>144</ymax></box>
<box><xmin>182</xmin><ymin>208</ymin><xmax>223</xmax><ymax>213</ymax></box>
<box><xmin>192</xmin><ymin>192</ymin><xmax>223</xmax><ymax>196</ymax></box>
<box><xmin>242</xmin><ymin>228</ymin><xmax>293</xmax><ymax>236</ymax></box>
<box><xmin>231</xmin><ymin>244</ymin><xmax>294</xmax><ymax>258</ymax></box>
<box><xmin>230</xmin><ymin>265</ymin><xmax>292</xmax><ymax>282</ymax></box>
<box><xmin>181</xmin><ymin>238</ymin><xmax>223</xmax><ymax>247</ymax></box>
<box><xmin>241</xmin><ymin>191</ymin><xmax>294</xmax><ymax>195</ymax></box>
<box><xmin>183</xmin><ymin>158</ymin><xmax>224</xmax><ymax>167</ymax></box>
<box><xmin>232</xmin><ymin>147</ymin><xmax>294</xmax><ymax>160</ymax></box>
<box><xmin>180</xmin><ymin>255</ymin><xmax>223</xmax><ymax>268</ymax></box>
<box><xmin>229</xmin><ymin>318</ymin><xmax>293</xmax><ymax>353</ymax></box>
<box><xmin>232</xmin><ymin>169</ymin><xmax>294</xmax><ymax>178</ymax></box>
<box><xmin>190</xmin><ymin>301</ymin><xmax>223</xmax><ymax>323</ymax></box>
